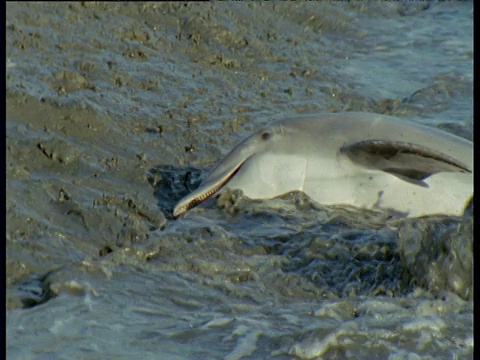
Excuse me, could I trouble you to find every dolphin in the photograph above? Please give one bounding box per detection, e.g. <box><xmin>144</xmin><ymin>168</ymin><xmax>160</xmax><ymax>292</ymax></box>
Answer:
<box><xmin>173</xmin><ymin>112</ymin><xmax>473</xmax><ymax>218</ymax></box>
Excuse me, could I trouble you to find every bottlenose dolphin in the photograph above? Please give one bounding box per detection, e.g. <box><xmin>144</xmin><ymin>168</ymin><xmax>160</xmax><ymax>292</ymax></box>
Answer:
<box><xmin>173</xmin><ymin>112</ymin><xmax>473</xmax><ymax>218</ymax></box>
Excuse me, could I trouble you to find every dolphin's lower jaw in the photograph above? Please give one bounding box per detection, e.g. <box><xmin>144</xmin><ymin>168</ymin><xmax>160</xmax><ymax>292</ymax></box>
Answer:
<box><xmin>173</xmin><ymin>158</ymin><xmax>247</xmax><ymax>217</ymax></box>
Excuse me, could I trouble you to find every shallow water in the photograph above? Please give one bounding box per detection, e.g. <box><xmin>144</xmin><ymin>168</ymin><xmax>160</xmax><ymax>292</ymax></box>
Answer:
<box><xmin>6</xmin><ymin>2</ymin><xmax>473</xmax><ymax>359</ymax></box>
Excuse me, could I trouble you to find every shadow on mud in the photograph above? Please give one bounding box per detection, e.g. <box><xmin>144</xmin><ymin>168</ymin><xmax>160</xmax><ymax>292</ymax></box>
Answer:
<box><xmin>147</xmin><ymin>165</ymin><xmax>207</xmax><ymax>220</ymax></box>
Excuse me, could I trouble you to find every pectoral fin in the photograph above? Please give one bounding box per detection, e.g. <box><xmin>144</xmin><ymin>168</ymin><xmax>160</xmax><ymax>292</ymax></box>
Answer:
<box><xmin>341</xmin><ymin>140</ymin><xmax>471</xmax><ymax>187</ymax></box>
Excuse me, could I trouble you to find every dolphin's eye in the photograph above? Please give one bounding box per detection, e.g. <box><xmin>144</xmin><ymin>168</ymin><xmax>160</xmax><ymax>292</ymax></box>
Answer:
<box><xmin>261</xmin><ymin>131</ymin><xmax>271</xmax><ymax>140</ymax></box>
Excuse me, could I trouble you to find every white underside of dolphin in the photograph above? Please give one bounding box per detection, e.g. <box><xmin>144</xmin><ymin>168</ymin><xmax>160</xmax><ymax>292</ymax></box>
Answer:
<box><xmin>173</xmin><ymin>112</ymin><xmax>473</xmax><ymax>218</ymax></box>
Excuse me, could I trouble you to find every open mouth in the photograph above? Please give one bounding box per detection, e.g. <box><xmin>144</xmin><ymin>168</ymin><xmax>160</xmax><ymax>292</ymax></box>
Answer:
<box><xmin>173</xmin><ymin>158</ymin><xmax>247</xmax><ymax>217</ymax></box>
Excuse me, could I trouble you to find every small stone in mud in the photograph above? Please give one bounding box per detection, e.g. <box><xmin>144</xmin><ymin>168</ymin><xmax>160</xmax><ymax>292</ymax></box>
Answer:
<box><xmin>37</xmin><ymin>138</ymin><xmax>80</xmax><ymax>164</ymax></box>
